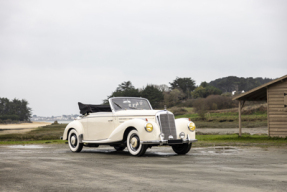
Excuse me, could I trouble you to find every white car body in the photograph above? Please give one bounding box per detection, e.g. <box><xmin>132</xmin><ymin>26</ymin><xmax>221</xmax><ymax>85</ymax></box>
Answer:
<box><xmin>62</xmin><ymin>97</ymin><xmax>197</xmax><ymax>156</ymax></box>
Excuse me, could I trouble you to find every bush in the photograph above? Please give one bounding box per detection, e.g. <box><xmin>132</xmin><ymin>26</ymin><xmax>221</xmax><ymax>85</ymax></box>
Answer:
<box><xmin>193</xmin><ymin>98</ymin><xmax>208</xmax><ymax>120</ymax></box>
<box><xmin>52</xmin><ymin>121</ymin><xmax>59</xmax><ymax>125</ymax></box>
<box><xmin>5</xmin><ymin>119</ymin><xmax>12</xmax><ymax>124</ymax></box>
<box><xmin>177</xmin><ymin>99</ymin><xmax>195</xmax><ymax>107</ymax></box>
<box><xmin>170</xmin><ymin>107</ymin><xmax>188</xmax><ymax>116</ymax></box>
<box><xmin>193</xmin><ymin>95</ymin><xmax>238</xmax><ymax>119</ymax></box>
<box><xmin>205</xmin><ymin>95</ymin><xmax>237</xmax><ymax>110</ymax></box>
<box><xmin>242</xmin><ymin>105</ymin><xmax>267</xmax><ymax>115</ymax></box>
<box><xmin>222</xmin><ymin>92</ymin><xmax>232</xmax><ymax>97</ymax></box>
<box><xmin>0</xmin><ymin>115</ymin><xmax>20</xmax><ymax>120</ymax></box>
<box><xmin>192</xmin><ymin>83</ymin><xmax>222</xmax><ymax>99</ymax></box>
<box><xmin>163</xmin><ymin>89</ymin><xmax>185</xmax><ymax>107</ymax></box>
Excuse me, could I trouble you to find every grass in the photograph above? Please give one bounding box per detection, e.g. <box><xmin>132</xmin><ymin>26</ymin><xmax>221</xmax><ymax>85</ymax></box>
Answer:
<box><xmin>175</xmin><ymin>110</ymin><xmax>267</xmax><ymax>128</ymax></box>
<box><xmin>182</xmin><ymin>107</ymin><xmax>194</xmax><ymax>114</ymax></box>
<box><xmin>176</xmin><ymin>111</ymin><xmax>267</xmax><ymax>121</ymax></box>
<box><xmin>193</xmin><ymin>134</ymin><xmax>287</xmax><ymax>147</ymax></box>
<box><xmin>194</xmin><ymin>121</ymin><xmax>267</xmax><ymax>128</ymax></box>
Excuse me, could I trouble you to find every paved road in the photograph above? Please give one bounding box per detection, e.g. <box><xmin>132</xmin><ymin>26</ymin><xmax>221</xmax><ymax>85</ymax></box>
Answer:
<box><xmin>0</xmin><ymin>144</ymin><xmax>286</xmax><ymax>192</ymax></box>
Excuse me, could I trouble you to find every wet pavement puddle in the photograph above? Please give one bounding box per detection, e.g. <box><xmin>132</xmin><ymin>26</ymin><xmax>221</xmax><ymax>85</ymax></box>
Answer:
<box><xmin>7</xmin><ymin>145</ymin><xmax>48</xmax><ymax>149</ymax></box>
<box><xmin>192</xmin><ymin>146</ymin><xmax>241</xmax><ymax>155</ymax></box>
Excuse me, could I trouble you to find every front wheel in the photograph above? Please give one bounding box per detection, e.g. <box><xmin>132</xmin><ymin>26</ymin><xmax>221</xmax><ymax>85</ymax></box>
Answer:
<box><xmin>127</xmin><ymin>130</ymin><xmax>147</xmax><ymax>156</ymax></box>
<box><xmin>172</xmin><ymin>143</ymin><xmax>192</xmax><ymax>155</ymax></box>
<box><xmin>68</xmin><ymin>129</ymin><xmax>83</xmax><ymax>152</ymax></box>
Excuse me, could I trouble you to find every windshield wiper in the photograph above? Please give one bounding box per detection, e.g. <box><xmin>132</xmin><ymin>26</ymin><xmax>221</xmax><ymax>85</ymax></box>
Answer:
<box><xmin>113</xmin><ymin>102</ymin><xmax>123</xmax><ymax>109</ymax></box>
<box><xmin>129</xmin><ymin>106</ymin><xmax>137</xmax><ymax>109</ymax></box>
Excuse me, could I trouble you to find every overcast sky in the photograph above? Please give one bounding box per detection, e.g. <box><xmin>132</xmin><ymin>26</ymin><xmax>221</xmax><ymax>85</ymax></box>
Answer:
<box><xmin>1</xmin><ymin>0</ymin><xmax>286</xmax><ymax>116</ymax></box>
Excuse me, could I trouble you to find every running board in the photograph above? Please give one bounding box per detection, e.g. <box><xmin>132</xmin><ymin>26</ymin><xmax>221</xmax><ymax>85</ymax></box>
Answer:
<box><xmin>82</xmin><ymin>139</ymin><xmax>121</xmax><ymax>144</ymax></box>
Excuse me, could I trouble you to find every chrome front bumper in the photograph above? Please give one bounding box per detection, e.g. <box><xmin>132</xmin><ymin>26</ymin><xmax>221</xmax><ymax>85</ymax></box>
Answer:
<box><xmin>140</xmin><ymin>139</ymin><xmax>197</xmax><ymax>145</ymax></box>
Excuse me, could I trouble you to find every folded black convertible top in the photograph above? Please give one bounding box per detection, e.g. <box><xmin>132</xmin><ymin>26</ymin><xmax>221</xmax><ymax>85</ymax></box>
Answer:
<box><xmin>78</xmin><ymin>102</ymin><xmax>112</xmax><ymax>115</ymax></box>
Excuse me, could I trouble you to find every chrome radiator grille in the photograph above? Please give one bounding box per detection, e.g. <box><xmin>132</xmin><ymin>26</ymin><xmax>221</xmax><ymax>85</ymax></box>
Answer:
<box><xmin>159</xmin><ymin>113</ymin><xmax>177</xmax><ymax>140</ymax></box>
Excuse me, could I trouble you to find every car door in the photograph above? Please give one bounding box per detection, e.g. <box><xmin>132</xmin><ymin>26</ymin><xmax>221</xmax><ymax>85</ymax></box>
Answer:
<box><xmin>85</xmin><ymin>112</ymin><xmax>115</xmax><ymax>140</ymax></box>
<box><xmin>80</xmin><ymin>116</ymin><xmax>89</xmax><ymax>140</ymax></box>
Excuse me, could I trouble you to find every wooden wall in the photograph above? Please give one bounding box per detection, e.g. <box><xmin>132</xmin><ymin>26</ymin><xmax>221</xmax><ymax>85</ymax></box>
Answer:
<box><xmin>268</xmin><ymin>80</ymin><xmax>287</xmax><ymax>137</ymax></box>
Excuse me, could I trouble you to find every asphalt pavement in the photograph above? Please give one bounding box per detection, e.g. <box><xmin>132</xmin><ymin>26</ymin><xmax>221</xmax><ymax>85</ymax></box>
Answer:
<box><xmin>0</xmin><ymin>144</ymin><xmax>286</xmax><ymax>192</ymax></box>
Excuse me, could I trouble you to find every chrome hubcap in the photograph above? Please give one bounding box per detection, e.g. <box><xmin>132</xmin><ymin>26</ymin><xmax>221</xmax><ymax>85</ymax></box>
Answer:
<box><xmin>71</xmin><ymin>135</ymin><xmax>76</xmax><ymax>146</ymax></box>
<box><xmin>131</xmin><ymin>137</ymin><xmax>138</xmax><ymax>148</ymax></box>
<box><xmin>129</xmin><ymin>134</ymin><xmax>140</xmax><ymax>152</ymax></box>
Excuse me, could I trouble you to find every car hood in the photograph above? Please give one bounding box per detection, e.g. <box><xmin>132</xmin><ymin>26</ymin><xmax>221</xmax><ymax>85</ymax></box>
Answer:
<box><xmin>114</xmin><ymin>110</ymin><xmax>163</xmax><ymax>117</ymax></box>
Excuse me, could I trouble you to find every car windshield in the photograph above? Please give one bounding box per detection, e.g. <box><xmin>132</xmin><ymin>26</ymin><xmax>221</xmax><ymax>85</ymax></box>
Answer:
<box><xmin>110</xmin><ymin>98</ymin><xmax>152</xmax><ymax>111</ymax></box>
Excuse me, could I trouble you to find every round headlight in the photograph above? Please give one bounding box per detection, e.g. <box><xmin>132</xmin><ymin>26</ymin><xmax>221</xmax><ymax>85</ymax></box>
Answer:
<box><xmin>188</xmin><ymin>122</ymin><xmax>196</xmax><ymax>131</ymax></box>
<box><xmin>145</xmin><ymin>123</ymin><xmax>153</xmax><ymax>132</ymax></box>
<box><xmin>179</xmin><ymin>132</ymin><xmax>185</xmax><ymax>139</ymax></box>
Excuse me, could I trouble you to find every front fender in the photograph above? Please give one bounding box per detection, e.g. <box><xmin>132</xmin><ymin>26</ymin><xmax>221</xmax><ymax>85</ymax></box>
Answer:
<box><xmin>175</xmin><ymin>118</ymin><xmax>196</xmax><ymax>140</ymax></box>
<box><xmin>108</xmin><ymin>119</ymin><xmax>161</xmax><ymax>141</ymax></box>
<box><xmin>62</xmin><ymin>120</ymin><xmax>84</xmax><ymax>140</ymax></box>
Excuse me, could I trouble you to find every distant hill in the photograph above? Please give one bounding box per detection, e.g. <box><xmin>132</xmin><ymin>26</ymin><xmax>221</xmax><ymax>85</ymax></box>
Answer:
<box><xmin>209</xmin><ymin>76</ymin><xmax>273</xmax><ymax>93</ymax></box>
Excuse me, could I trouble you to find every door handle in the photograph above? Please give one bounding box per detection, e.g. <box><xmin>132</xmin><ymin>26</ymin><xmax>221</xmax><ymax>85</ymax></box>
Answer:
<box><xmin>108</xmin><ymin>120</ymin><xmax>113</xmax><ymax>122</ymax></box>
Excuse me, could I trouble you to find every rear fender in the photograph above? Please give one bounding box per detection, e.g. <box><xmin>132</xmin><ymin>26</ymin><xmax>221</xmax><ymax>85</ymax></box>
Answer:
<box><xmin>62</xmin><ymin>120</ymin><xmax>84</xmax><ymax>140</ymax></box>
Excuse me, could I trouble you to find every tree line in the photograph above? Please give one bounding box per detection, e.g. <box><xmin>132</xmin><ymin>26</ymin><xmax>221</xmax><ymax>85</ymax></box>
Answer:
<box><xmin>0</xmin><ymin>98</ymin><xmax>32</xmax><ymax>122</ymax></box>
<box><xmin>209</xmin><ymin>76</ymin><xmax>273</xmax><ymax>93</ymax></box>
<box><xmin>104</xmin><ymin>76</ymin><xmax>273</xmax><ymax>109</ymax></box>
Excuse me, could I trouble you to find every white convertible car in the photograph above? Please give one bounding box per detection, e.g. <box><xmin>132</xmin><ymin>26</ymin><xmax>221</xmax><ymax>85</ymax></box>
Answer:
<box><xmin>62</xmin><ymin>97</ymin><xmax>197</xmax><ymax>156</ymax></box>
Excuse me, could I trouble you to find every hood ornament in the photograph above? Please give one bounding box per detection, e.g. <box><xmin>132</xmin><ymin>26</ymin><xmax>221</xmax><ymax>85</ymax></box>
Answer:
<box><xmin>164</xmin><ymin>105</ymin><xmax>167</xmax><ymax>111</ymax></box>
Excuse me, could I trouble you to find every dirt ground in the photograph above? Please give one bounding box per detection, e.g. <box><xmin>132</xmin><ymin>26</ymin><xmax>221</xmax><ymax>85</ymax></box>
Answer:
<box><xmin>0</xmin><ymin>144</ymin><xmax>286</xmax><ymax>192</ymax></box>
<box><xmin>0</xmin><ymin>122</ymin><xmax>51</xmax><ymax>135</ymax></box>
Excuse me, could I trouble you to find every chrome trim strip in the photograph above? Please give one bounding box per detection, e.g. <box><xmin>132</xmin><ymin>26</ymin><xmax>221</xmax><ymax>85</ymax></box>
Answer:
<box><xmin>141</xmin><ymin>140</ymin><xmax>161</xmax><ymax>144</ymax></box>
<box><xmin>156</xmin><ymin>115</ymin><xmax>162</xmax><ymax>132</ymax></box>
<box><xmin>156</xmin><ymin>111</ymin><xmax>177</xmax><ymax>140</ymax></box>
<box><xmin>109</xmin><ymin>98</ymin><xmax>116</xmax><ymax>112</ymax></box>
<box><xmin>166</xmin><ymin>110</ymin><xmax>172</xmax><ymax>136</ymax></box>
<box><xmin>141</xmin><ymin>139</ymin><xmax>197</xmax><ymax>145</ymax></box>
<box><xmin>155</xmin><ymin>110</ymin><xmax>170</xmax><ymax>133</ymax></box>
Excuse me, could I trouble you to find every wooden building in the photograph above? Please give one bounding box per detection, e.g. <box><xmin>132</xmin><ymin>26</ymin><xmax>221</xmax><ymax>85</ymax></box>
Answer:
<box><xmin>233</xmin><ymin>75</ymin><xmax>287</xmax><ymax>137</ymax></box>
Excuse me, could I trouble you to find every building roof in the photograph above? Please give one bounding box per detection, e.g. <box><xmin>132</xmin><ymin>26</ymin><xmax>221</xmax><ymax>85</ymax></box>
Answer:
<box><xmin>233</xmin><ymin>74</ymin><xmax>287</xmax><ymax>101</ymax></box>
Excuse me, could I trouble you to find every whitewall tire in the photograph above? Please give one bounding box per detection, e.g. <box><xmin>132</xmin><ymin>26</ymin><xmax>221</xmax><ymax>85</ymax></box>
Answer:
<box><xmin>68</xmin><ymin>129</ymin><xmax>83</xmax><ymax>152</ymax></box>
<box><xmin>127</xmin><ymin>130</ymin><xmax>147</xmax><ymax>156</ymax></box>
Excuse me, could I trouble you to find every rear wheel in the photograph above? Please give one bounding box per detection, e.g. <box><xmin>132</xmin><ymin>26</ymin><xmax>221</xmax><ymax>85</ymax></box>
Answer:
<box><xmin>127</xmin><ymin>130</ymin><xmax>147</xmax><ymax>156</ymax></box>
<box><xmin>172</xmin><ymin>143</ymin><xmax>192</xmax><ymax>155</ymax></box>
<box><xmin>68</xmin><ymin>129</ymin><xmax>83</xmax><ymax>152</ymax></box>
